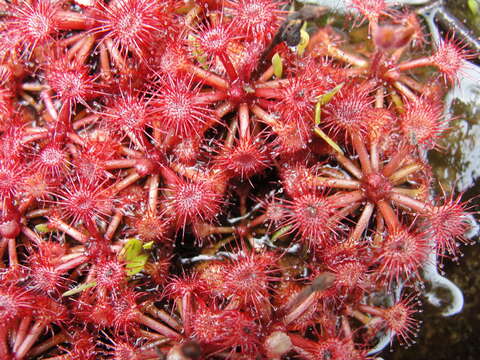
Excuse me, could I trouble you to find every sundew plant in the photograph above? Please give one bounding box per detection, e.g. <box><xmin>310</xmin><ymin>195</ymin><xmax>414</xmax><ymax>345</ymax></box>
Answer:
<box><xmin>0</xmin><ymin>0</ymin><xmax>477</xmax><ymax>359</ymax></box>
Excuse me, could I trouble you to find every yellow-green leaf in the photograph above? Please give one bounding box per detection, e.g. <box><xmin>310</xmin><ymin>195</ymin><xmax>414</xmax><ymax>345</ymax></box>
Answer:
<box><xmin>391</xmin><ymin>91</ymin><xmax>404</xmax><ymax>113</ymax></box>
<box><xmin>35</xmin><ymin>223</ymin><xmax>53</xmax><ymax>233</ymax></box>
<box><xmin>315</xmin><ymin>83</ymin><xmax>344</xmax><ymax>125</ymax></box>
<box><xmin>143</xmin><ymin>241</ymin><xmax>154</xmax><ymax>250</ymax></box>
<box><xmin>297</xmin><ymin>22</ymin><xmax>310</xmax><ymax>56</ymax></box>
<box><xmin>468</xmin><ymin>0</ymin><xmax>479</xmax><ymax>15</ymax></box>
<box><xmin>125</xmin><ymin>254</ymin><xmax>149</xmax><ymax>276</ymax></box>
<box><xmin>317</xmin><ymin>83</ymin><xmax>344</xmax><ymax>106</ymax></box>
<box><xmin>272</xmin><ymin>53</ymin><xmax>283</xmax><ymax>78</ymax></box>
<box><xmin>62</xmin><ymin>281</ymin><xmax>97</xmax><ymax>297</ymax></box>
<box><xmin>120</xmin><ymin>238</ymin><xmax>143</xmax><ymax>260</ymax></box>
<box><xmin>271</xmin><ymin>225</ymin><xmax>292</xmax><ymax>242</ymax></box>
<box><xmin>315</xmin><ymin>101</ymin><xmax>322</xmax><ymax>125</ymax></box>
<box><xmin>188</xmin><ymin>34</ymin><xmax>208</xmax><ymax>68</ymax></box>
<box><xmin>120</xmin><ymin>238</ymin><xmax>150</xmax><ymax>276</ymax></box>
<box><xmin>314</xmin><ymin>127</ymin><xmax>344</xmax><ymax>155</ymax></box>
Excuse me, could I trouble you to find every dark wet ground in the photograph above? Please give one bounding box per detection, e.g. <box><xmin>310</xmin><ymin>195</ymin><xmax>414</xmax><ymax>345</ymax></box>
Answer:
<box><xmin>384</xmin><ymin>244</ymin><xmax>480</xmax><ymax>360</ymax></box>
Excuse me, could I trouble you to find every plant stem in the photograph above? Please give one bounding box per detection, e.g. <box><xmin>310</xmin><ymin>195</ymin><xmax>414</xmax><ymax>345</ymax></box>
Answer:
<box><xmin>389</xmin><ymin>163</ymin><xmax>423</xmax><ymax>184</ymax></box>
<box><xmin>185</xmin><ymin>64</ymin><xmax>229</xmax><ymax>90</ymax></box>
<box><xmin>389</xmin><ymin>192</ymin><xmax>427</xmax><ymax>213</ymax></box>
<box><xmin>148</xmin><ymin>174</ymin><xmax>160</xmax><ymax>215</ymax></box>
<box><xmin>377</xmin><ymin>199</ymin><xmax>400</xmax><ymax>231</ymax></box>
<box><xmin>144</xmin><ymin>303</ymin><xmax>182</xmax><ymax>332</ymax></box>
<box><xmin>238</xmin><ymin>103</ymin><xmax>250</xmax><ymax>140</ymax></box>
<box><xmin>313</xmin><ymin>177</ymin><xmax>360</xmax><ymax>190</ymax></box>
<box><xmin>55</xmin><ymin>255</ymin><xmax>88</xmax><ymax>273</ymax></box>
<box><xmin>352</xmin><ymin>133</ymin><xmax>372</xmax><ymax>175</ymax></box>
<box><xmin>111</xmin><ymin>172</ymin><xmax>142</xmax><ymax>193</ymax></box>
<box><xmin>283</xmin><ymin>291</ymin><xmax>317</xmax><ymax>325</ymax></box>
<box><xmin>8</xmin><ymin>237</ymin><xmax>18</xmax><ymax>266</ymax></box>
<box><xmin>330</xmin><ymin>191</ymin><xmax>364</xmax><ymax>208</ymax></box>
<box><xmin>48</xmin><ymin>218</ymin><xmax>88</xmax><ymax>243</ymax></box>
<box><xmin>350</xmin><ymin>202</ymin><xmax>375</xmax><ymax>242</ymax></box>
<box><xmin>14</xmin><ymin>316</ymin><xmax>32</xmax><ymax>352</ymax></box>
<box><xmin>15</xmin><ymin>321</ymin><xmax>46</xmax><ymax>360</ymax></box>
<box><xmin>105</xmin><ymin>209</ymin><xmax>123</xmax><ymax>241</ymax></box>
<box><xmin>334</xmin><ymin>152</ymin><xmax>363</xmax><ymax>180</ymax></box>
<box><xmin>0</xmin><ymin>326</ymin><xmax>9</xmax><ymax>358</ymax></box>
<box><xmin>135</xmin><ymin>312</ymin><xmax>181</xmax><ymax>339</ymax></box>
<box><xmin>28</xmin><ymin>332</ymin><xmax>68</xmax><ymax>358</ymax></box>
<box><xmin>103</xmin><ymin>159</ymin><xmax>137</xmax><ymax>170</ymax></box>
<box><xmin>218</xmin><ymin>52</ymin><xmax>238</xmax><ymax>81</ymax></box>
<box><xmin>382</xmin><ymin>147</ymin><xmax>410</xmax><ymax>177</ymax></box>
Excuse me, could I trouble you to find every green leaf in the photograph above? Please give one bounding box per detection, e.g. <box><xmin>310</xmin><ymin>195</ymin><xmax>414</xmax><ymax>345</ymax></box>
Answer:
<box><xmin>35</xmin><ymin>223</ymin><xmax>53</xmax><ymax>233</ymax></box>
<box><xmin>313</xmin><ymin>127</ymin><xmax>344</xmax><ymax>155</ymax></box>
<box><xmin>125</xmin><ymin>254</ymin><xmax>149</xmax><ymax>267</ymax></box>
<box><xmin>143</xmin><ymin>241</ymin><xmax>154</xmax><ymax>250</ymax></box>
<box><xmin>297</xmin><ymin>22</ymin><xmax>309</xmax><ymax>56</ymax></box>
<box><xmin>468</xmin><ymin>0</ymin><xmax>479</xmax><ymax>15</ymax></box>
<box><xmin>271</xmin><ymin>226</ymin><xmax>292</xmax><ymax>242</ymax></box>
<box><xmin>188</xmin><ymin>34</ymin><xmax>208</xmax><ymax>68</ymax></box>
<box><xmin>315</xmin><ymin>83</ymin><xmax>344</xmax><ymax>125</ymax></box>
<box><xmin>120</xmin><ymin>238</ymin><xmax>143</xmax><ymax>260</ymax></box>
<box><xmin>318</xmin><ymin>83</ymin><xmax>344</xmax><ymax>106</ymax></box>
<box><xmin>125</xmin><ymin>254</ymin><xmax>149</xmax><ymax>276</ymax></box>
<box><xmin>315</xmin><ymin>101</ymin><xmax>322</xmax><ymax>125</ymax></box>
<box><xmin>391</xmin><ymin>92</ymin><xmax>404</xmax><ymax>112</ymax></box>
<box><xmin>312</xmin><ymin>83</ymin><xmax>344</xmax><ymax>155</ymax></box>
<box><xmin>120</xmin><ymin>238</ymin><xmax>150</xmax><ymax>276</ymax></box>
<box><xmin>272</xmin><ymin>53</ymin><xmax>283</xmax><ymax>78</ymax></box>
<box><xmin>62</xmin><ymin>281</ymin><xmax>97</xmax><ymax>297</ymax></box>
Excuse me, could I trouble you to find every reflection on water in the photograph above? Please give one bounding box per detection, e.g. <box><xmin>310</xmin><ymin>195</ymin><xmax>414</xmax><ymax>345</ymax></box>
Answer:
<box><xmin>430</xmin><ymin>62</ymin><xmax>480</xmax><ymax>193</ymax></box>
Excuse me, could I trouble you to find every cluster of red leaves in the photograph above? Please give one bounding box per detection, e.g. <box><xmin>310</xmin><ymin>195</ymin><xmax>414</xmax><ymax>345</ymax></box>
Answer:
<box><xmin>0</xmin><ymin>0</ymin><xmax>475</xmax><ymax>359</ymax></box>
